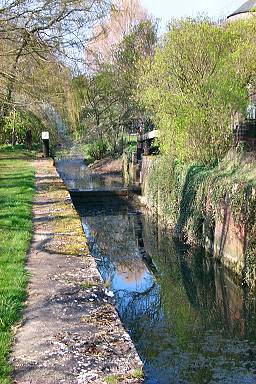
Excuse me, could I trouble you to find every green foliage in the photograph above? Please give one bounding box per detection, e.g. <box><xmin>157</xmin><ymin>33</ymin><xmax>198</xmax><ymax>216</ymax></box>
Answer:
<box><xmin>0</xmin><ymin>1</ymin><xmax>109</xmax><ymax>143</ymax></box>
<box><xmin>0</xmin><ymin>148</ymin><xmax>35</xmax><ymax>383</ymax></box>
<box><xmin>146</xmin><ymin>150</ymin><xmax>256</xmax><ymax>283</ymax></box>
<box><xmin>123</xmin><ymin>134</ymin><xmax>137</xmax><ymax>155</ymax></box>
<box><xmin>146</xmin><ymin>156</ymin><xmax>213</xmax><ymax>243</ymax></box>
<box><xmin>87</xmin><ymin>139</ymin><xmax>108</xmax><ymax>161</ymax></box>
<box><xmin>146</xmin><ymin>156</ymin><xmax>189</xmax><ymax>222</ymax></box>
<box><xmin>73</xmin><ymin>19</ymin><xmax>158</xmax><ymax>155</ymax></box>
<box><xmin>73</xmin><ymin>67</ymin><xmax>124</xmax><ymax>151</ymax></box>
<box><xmin>139</xmin><ymin>17</ymin><xmax>256</xmax><ymax>163</ymax></box>
<box><xmin>0</xmin><ymin>109</ymin><xmax>45</xmax><ymax>145</ymax></box>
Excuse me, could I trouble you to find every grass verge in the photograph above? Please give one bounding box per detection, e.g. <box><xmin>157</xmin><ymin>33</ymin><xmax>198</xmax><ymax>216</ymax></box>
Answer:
<box><xmin>0</xmin><ymin>145</ymin><xmax>35</xmax><ymax>384</ymax></box>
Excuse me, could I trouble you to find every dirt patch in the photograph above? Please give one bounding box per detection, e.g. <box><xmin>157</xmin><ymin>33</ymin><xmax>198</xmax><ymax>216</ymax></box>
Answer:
<box><xmin>11</xmin><ymin>158</ymin><xmax>143</xmax><ymax>384</ymax></box>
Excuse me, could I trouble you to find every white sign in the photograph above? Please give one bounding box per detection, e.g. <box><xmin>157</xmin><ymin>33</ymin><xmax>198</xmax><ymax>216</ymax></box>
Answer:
<box><xmin>42</xmin><ymin>131</ymin><xmax>49</xmax><ymax>140</ymax></box>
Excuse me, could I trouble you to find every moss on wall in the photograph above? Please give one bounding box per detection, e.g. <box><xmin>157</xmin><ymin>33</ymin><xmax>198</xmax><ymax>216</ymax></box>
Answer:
<box><xmin>141</xmin><ymin>150</ymin><xmax>256</xmax><ymax>284</ymax></box>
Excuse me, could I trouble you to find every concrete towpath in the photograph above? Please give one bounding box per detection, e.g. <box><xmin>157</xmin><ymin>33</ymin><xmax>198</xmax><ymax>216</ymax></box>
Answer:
<box><xmin>11</xmin><ymin>158</ymin><xmax>143</xmax><ymax>384</ymax></box>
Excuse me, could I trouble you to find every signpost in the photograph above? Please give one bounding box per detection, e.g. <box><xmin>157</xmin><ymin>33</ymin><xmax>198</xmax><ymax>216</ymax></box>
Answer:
<box><xmin>42</xmin><ymin>131</ymin><xmax>50</xmax><ymax>157</ymax></box>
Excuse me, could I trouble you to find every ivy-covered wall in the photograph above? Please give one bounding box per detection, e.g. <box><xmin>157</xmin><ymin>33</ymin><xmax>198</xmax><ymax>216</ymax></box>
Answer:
<box><xmin>139</xmin><ymin>151</ymin><xmax>256</xmax><ymax>285</ymax></box>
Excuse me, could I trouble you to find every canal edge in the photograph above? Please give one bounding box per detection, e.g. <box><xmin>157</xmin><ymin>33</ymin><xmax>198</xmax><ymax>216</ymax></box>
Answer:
<box><xmin>11</xmin><ymin>157</ymin><xmax>144</xmax><ymax>384</ymax></box>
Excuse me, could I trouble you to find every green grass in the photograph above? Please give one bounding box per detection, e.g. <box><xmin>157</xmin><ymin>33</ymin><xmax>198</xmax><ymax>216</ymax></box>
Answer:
<box><xmin>0</xmin><ymin>143</ymin><xmax>40</xmax><ymax>154</ymax></box>
<box><xmin>124</xmin><ymin>134</ymin><xmax>137</xmax><ymax>154</ymax></box>
<box><xmin>0</xmin><ymin>145</ymin><xmax>35</xmax><ymax>384</ymax></box>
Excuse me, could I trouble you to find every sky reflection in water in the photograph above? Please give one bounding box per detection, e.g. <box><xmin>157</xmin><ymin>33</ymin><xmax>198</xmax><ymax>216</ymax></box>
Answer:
<box><xmin>57</xmin><ymin>160</ymin><xmax>256</xmax><ymax>384</ymax></box>
<box><xmin>80</xmin><ymin>210</ymin><xmax>256</xmax><ymax>384</ymax></box>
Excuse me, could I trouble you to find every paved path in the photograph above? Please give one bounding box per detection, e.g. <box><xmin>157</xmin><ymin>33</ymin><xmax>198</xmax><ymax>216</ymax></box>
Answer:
<box><xmin>11</xmin><ymin>159</ymin><xmax>143</xmax><ymax>384</ymax></box>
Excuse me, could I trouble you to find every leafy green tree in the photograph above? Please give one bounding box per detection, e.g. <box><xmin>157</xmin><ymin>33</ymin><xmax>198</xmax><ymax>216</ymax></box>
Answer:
<box><xmin>73</xmin><ymin>67</ymin><xmax>123</xmax><ymax>148</ymax></box>
<box><xmin>139</xmin><ymin>17</ymin><xmax>256</xmax><ymax>163</ymax></box>
<box><xmin>114</xmin><ymin>19</ymin><xmax>158</xmax><ymax>130</ymax></box>
<box><xmin>74</xmin><ymin>19</ymin><xmax>158</xmax><ymax>156</ymax></box>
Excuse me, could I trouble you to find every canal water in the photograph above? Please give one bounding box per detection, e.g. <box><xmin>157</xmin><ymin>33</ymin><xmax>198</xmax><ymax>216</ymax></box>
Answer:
<box><xmin>57</xmin><ymin>159</ymin><xmax>256</xmax><ymax>384</ymax></box>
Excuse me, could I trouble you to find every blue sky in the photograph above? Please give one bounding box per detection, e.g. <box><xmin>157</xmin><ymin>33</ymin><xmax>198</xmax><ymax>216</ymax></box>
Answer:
<box><xmin>141</xmin><ymin>0</ymin><xmax>244</xmax><ymax>30</ymax></box>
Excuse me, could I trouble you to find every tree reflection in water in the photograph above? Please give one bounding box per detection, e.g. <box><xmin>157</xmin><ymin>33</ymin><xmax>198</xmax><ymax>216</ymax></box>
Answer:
<box><xmin>56</xmin><ymin>159</ymin><xmax>123</xmax><ymax>191</ymax></box>
<box><xmin>79</xmin><ymin>206</ymin><xmax>256</xmax><ymax>384</ymax></box>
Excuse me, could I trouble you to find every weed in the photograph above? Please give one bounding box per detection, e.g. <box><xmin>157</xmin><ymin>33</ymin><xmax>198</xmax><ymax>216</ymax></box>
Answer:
<box><xmin>130</xmin><ymin>368</ymin><xmax>144</xmax><ymax>379</ymax></box>
<box><xmin>103</xmin><ymin>279</ymin><xmax>111</xmax><ymax>289</ymax></box>
<box><xmin>105</xmin><ymin>374</ymin><xmax>119</xmax><ymax>384</ymax></box>
<box><xmin>80</xmin><ymin>281</ymin><xmax>94</xmax><ymax>289</ymax></box>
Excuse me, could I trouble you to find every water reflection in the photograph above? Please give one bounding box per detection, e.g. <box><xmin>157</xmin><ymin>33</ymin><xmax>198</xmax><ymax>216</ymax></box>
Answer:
<box><xmin>56</xmin><ymin>160</ymin><xmax>256</xmax><ymax>384</ymax></box>
<box><xmin>81</xmin><ymin>209</ymin><xmax>256</xmax><ymax>384</ymax></box>
<box><xmin>56</xmin><ymin>159</ymin><xmax>123</xmax><ymax>191</ymax></box>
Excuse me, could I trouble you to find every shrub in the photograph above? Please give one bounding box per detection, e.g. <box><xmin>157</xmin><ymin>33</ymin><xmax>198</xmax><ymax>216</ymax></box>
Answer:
<box><xmin>87</xmin><ymin>139</ymin><xmax>108</xmax><ymax>160</ymax></box>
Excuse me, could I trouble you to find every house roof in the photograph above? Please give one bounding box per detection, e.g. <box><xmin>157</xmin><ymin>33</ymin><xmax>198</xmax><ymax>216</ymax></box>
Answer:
<box><xmin>227</xmin><ymin>0</ymin><xmax>256</xmax><ymax>18</ymax></box>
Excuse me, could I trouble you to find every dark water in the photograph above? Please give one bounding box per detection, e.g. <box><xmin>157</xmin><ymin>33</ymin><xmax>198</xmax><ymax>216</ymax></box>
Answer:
<box><xmin>57</xmin><ymin>160</ymin><xmax>256</xmax><ymax>384</ymax></box>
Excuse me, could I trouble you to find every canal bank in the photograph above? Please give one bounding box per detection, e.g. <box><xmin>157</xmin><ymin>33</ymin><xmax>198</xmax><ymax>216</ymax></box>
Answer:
<box><xmin>57</xmin><ymin>158</ymin><xmax>256</xmax><ymax>384</ymax></box>
<box><xmin>11</xmin><ymin>158</ymin><xmax>143</xmax><ymax>384</ymax></box>
<box><xmin>125</xmin><ymin>151</ymin><xmax>256</xmax><ymax>285</ymax></box>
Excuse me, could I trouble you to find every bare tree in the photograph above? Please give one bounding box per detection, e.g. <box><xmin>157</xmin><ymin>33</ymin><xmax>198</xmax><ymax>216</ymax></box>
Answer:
<box><xmin>85</xmin><ymin>0</ymin><xmax>149</xmax><ymax>65</ymax></box>
<box><xmin>0</xmin><ymin>0</ymin><xmax>112</xmax><ymax>119</ymax></box>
